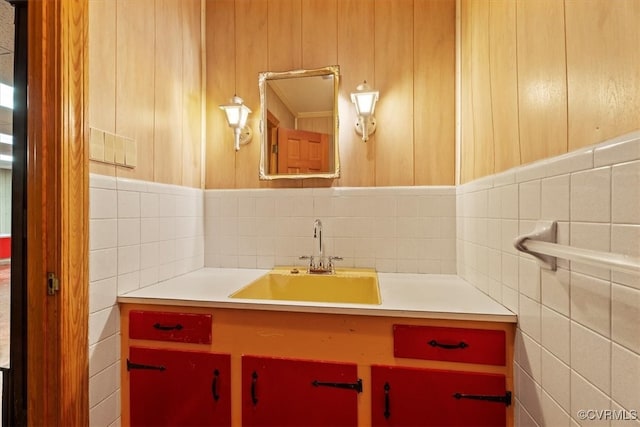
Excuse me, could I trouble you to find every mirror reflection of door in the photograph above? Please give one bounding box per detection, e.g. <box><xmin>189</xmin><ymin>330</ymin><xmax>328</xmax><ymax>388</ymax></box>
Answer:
<box><xmin>277</xmin><ymin>127</ymin><xmax>329</xmax><ymax>174</ymax></box>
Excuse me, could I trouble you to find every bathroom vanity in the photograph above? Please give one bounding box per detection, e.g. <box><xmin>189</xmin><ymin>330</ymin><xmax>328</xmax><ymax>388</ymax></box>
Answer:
<box><xmin>118</xmin><ymin>268</ymin><xmax>516</xmax><ymax>427</ymax></box>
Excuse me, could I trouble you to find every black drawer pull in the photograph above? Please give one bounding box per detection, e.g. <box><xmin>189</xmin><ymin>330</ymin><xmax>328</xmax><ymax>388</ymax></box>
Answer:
<box><xmin>211</xmin><ymin>369</ymin><xmax>220</xmax><ymax>401</ymax></box>
<box><xmin>453</xmin><ymin>391</ymin><xmax>512</xmax><ymax>406</ymax></box>
<box><xmin>429</xmin><ymin>339</ymin><xmax>468</xmax><ymax>350</ymax></box>
<box><xmin>311</xmin><ymin>379</ymin><xmax>363</xmax><ymax>393</ymax></box>
<box><xmin>251</xmin><ymin>371</ymin><xmax>259</xmax><ymax>406</ymax></box>
<box><xmin>384</xmin><ymin>382</ymin><xmax>391</xmax><ymax>419</ymax></box>
<box><xmin>153</xmin><ymin>322</ymin><xmax>183</xmax><ymax>331</ymax></box>
<box><xmin>126</xmin><ymin>359</ymin><xmax>166</xmax><ymax>372</ymax></box>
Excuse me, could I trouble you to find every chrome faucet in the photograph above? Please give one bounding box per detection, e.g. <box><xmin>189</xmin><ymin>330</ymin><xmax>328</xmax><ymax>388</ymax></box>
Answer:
<box><xmin>300</xmin><ymin>218</ymin><xmax>342</xmax><ymax>274</ymax></box>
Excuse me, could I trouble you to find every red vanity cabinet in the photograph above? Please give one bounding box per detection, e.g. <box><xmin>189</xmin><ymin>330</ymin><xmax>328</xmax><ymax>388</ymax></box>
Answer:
<box><xmin>371</xmin><ymin>365</ymin><xmax>509</xmax><ymax>426</ymax></box>
<box><xmin>241</xmin><ymin>355</ymin><xmax>360</xmax><ymax>426</ymax></box>
<box><xmin>128</xmin><ymin>346</ymin><xmax>231</xmax><ymax>426</ymax></box>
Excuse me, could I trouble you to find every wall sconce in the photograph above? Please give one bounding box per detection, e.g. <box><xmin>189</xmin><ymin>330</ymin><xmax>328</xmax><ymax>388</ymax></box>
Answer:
<box><xmin>219</xmin><ymin>95</ymin><xmax>253</xmax><ymax>151</ymax></box>
<box><xmin>350</xmin><ymin>81</ymin><xmax>379</xmax><ymax>142</ymax></box>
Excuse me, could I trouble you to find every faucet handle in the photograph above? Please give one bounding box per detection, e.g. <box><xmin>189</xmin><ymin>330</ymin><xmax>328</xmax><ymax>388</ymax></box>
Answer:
<box><xmin>327</xmin><ymin>256</ymin><xmax>343</xmax><ymax>272</ymax></box>
<box><xmin>299</xmin><ymin>255</ymin><xmax>314</xmax><ymax>268</ymax></box>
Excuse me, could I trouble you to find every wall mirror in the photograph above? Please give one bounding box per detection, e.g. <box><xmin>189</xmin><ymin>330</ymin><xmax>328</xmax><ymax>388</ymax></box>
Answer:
<box><xmin>259</xmin><ymin>65</ymin><xmax>340</xmax><ymax>180</ymax></box>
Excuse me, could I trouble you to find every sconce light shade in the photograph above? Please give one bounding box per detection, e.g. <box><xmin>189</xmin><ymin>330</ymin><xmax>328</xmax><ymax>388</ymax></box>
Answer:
<box><xmin>220</xmin><ymin>95</ymin><xmax>253</xmax><ymax>151</ymax></box>
<box><xmin>350</xmin><ymin>81</ymin><xmax>379</xmax><ymax>142</ymax></box>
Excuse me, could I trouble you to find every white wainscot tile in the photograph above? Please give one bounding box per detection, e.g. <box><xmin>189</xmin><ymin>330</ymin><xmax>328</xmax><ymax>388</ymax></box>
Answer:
<box><xmin>570</xmin><ymin>371</ymin><xmax>611</xmax><ymax>427</ymax></box>
<box><xmin>611</xmin><ymin>225</ymin><xmax>640</xmax><ymax>289</ymax></box>
<box><xmin>117</xmin><ymin>218</ymin><xmax>140</xmax><ymax>247</ymax></box>
<box><xmin>502</xmin><ymin>285</ymin><xmax>519</xmax><ymax>314</ymax></box>
<box><xmin>541</xmin><ymin>307</ymin><xmax>570</xmax><ymax>364</ymax></box>
<box><xmin>611</xmin><ymin>283</ymin><xmax>640</xmax><ymax>354</ymax></box>
<box><xmin>571</xmin><ymin>321</ymin><xmax>611</xmax><ymax>395</ymax></box>
<box><xmin>502</xmin><ymin>253</ymin><xmax>519</xmax><ymax>290</ymax></box>
<box><xmin>158</xmin><ymin>217</ymin><xmax>177</xmax><ymax>241</ymax></box>
<box><xmin>117</xmin><ymin>245</ymin><xmax>140</xmax><ymax>275</ymax></box>
<box><xmin>540</xmin><ymin>390</ymin><xmax>571</xmax><ymax>427</ymax></box>
<box><xmin>570</xmin><ymin>166</ymin><xmax>611</xmax><ymax>223</ymax></box>
<box><xmin>141</xmin><ymin>218</ymin><xmax>159</xmax><ymax>244</ymax></box>
<box><xmin>117</xmin><ymin>191</ymin><xmax>140</xmax><ymax>219</ymax></box>
<box><xmin>541</xmin><ymin>349</ymin><xmax>571</xmax><ymax>412</ymax></box>
<box><xmin>396</xmin><ymin>196</ymin><xmax>419</xmax><ymax>217</ymax></box>
<box><xmin>544</xmin><ymin>147</ymin><xmax>594</xmax><ymax>177</ymax></box>
<box><xmin>117</xmin><ymin>271</ymin><xmax>139</xmax><ymax>295</ymax></box>
<box><xmin>158</xmin><ymin>193</ymin><xmax>178</xmax><ymax>217</ymax></box>
<box><xmin>570</xmin><ymin>222</ymin><xmax>611</xmax><ymax>280</ymax></box>
<box><xmin>518</xmin><ymin>330</ymin><xmax>542</xmax><ymax>383</ymax></box>
<box><xmin>89</xmin><ymin>277</ymin><xmax>117</xmax><ymax>314</ymax></box>
<box><xmin>487</xmin><ymin>187</ymin><xmax>501</xmax><ymax>219</ymax></box>
<box><xmin>89</xmin><ymin>334</ymin><xmax>120</xmax><ymax>377</ymax></box>
<box><xmin>90</xmin><ymin>188</ymin><xmax>117</xmax><ymax>219</ymax></box>
<box><xmin>594</xmin><ymin>131</ymin><xmax>640</xmax><ymax>167</ymax></box>
<box><xmin>541</xmin><ymin>174</ymin><xmax>570</xmax><ymax>221</ymax></box>
<box><xmin>90</xmin><ymin>248</ymin><xmax>117</xmax><ymax>282</ymax></box>
<box><xmin>501</xmin><ymin>184</ymin><xmax>519</xmax><ymax>219</ymax></box>
<box><xmin>158</xmin><ymin>240</ymin><xmax>176</xmax><ymax>264</ymax></box>
<box><xmin>612</xmin><ymin>160</ymin><xmax>640</xmax><ymax>225</ymax></box>
<box><xmin>519</xmin><ymin>295</ymin><xmax>541</xmax><ymax>343</ymax></box>
<box><xmin>541</xmin><ymin>268</ymin><xmax>570</xmax><ymax>316</ymax></box>
<box><xmin>519</xmin><ymin>180</ymin><xmax>541</xmax><ymax>220</ymax></box>
<box><xmin>90</xmin><ymin>173</ymin><xmax>117</xmax><ymax>190</ymax></box>
<box><xmin>517</xmin><ymin>365</ymin><xmax>543</xmax><ymax>424</ymax></box>
<box><xmin>140</xmin><ymin>192</ymin><xmax>159</xmax><ymax>218</ymax></box>
<box><xmin>501</xmin><ymin>220</ymin><xmax>520</xmax><ymax>255</ymax></box>
<box><xmin>519</xmin><ymin>257</ymin><xmax>541</xmax><ymax>301</ymax></box>
<box><xmin>89</xmin><ymin>362</ymin><xmax>119</xmax><ymax>408</ymax></box>
<box><xmin>89</xmin><ymin>389</ymin><xmax>120</xmax><ymax>426</ymax></box>
<box><xmin>90</xmin><ymin>219</ymin><xmax>118</xmax><ymax>251</ymax></box>
<box><xmin>89</xmin><ymin>306</ymin><xmax>119</xmax><ymax>346</ymax></box>
<box><xmin>611</xmin><ymin>343</ymin><xmax>640</xmax><ymax>413</ymax></box>
<box><xmin>570</xmin><ymin>272</ymin><xmax>611</xmax><ymax>337</ymax></box>
<box><xmin>396</xmin><ymin>217</ymin><xmax>422</xmax><ymax>239</ymax></box>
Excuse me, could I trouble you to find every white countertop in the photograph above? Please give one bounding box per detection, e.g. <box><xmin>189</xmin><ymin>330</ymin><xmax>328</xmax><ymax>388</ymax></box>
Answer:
<box><xmin>117</xmin><ymin>268</ymin><xmax>517</xmax><ymax>323</ymax></box>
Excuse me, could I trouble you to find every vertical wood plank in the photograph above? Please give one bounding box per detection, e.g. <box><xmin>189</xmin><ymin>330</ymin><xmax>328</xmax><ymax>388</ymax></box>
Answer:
<box><xmin>516</xmin><ymin>0</ymin><xmax>567</xmax><ymax>165</ymax></box>
<box><xmin>268</xmin><ymin>0</ymin><xmax>302</xmax><ymax>71</ymax></box>
<box><xmin>337</xmin><ymin>0</ymin><xmax>375</xmax><ymax>187</ymax></box>
<box><xmin>154</xmin><ymin>0</ymin><xmax>184</xmax><ymax>185</ymax></box>
<box><xmin>301</xmin><ymin>0</ymin><xmax>337</xmax><ymax>69</ymax></box>
<box><xmin>374</xmin><ymin>0</ymin><xmax>414</xmax><ymax>186</ymax></box>
<box><xmin>460</xmin><ymin>0</ymin><xmax>475</xmax><ymax>184</ymax></box>
<box><xmin>205</xmin><ymin>0</ymin><xmax>237</xmax><ymax>189</ymax></box>
<box><xmin>115</xmin><ymin>0</ymin><xmax>156</xmax><ymax>182</ymax></box>
<box><xmin>489</xmin><ymin>0</ymin><xmax>520</xmax><ymax>174</ymax></box>
<box><xmin>414</xmin><ymin>0</ymin><xmax>456</xmax><ymax>186</ymax></box>
<box><xmin>565</xmin><ymin>0</ymin><xmax>640</xmax><ymax>150</ymax></box>
<box><xmin>88</xmin><ymin>0</ymin><xmax>116</xmax><ymax>177</ymax></box>
<box><xmin>182</xmin><ymin>0</ymin><xmax>202</xmax><ymax>188</ymax></box>
<box><xmin>470</xmin><ymin>0</ymin><xmax>494</xmax><ymax>179</ymax></box>
<box><xmin>235</xmin><ymin>0</ymin><xmax>268</xmax><ymax>189</ymax></box>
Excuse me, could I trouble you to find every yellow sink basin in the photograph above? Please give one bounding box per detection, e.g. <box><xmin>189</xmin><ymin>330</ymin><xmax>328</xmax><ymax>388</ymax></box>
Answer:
<box><xmin>230</xmin><ymin>267</ymin><xmax>381</xmax><ymax>305</ymax></box>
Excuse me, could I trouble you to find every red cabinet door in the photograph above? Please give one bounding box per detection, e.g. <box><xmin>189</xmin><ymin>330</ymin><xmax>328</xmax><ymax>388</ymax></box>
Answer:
<box><xmin>128</xmin><ymin>347</ymin><xmax>231</xmax><ymax>426</ymax></box>
<box><xmin>242</xmin><ymin>355</ymin><xmax>360</xmax><ymax>426</ymax></box>
<box><xmin>371</xmin><ymin>365</ymin><xmax>509</xmax><ymax>427</ymax></box>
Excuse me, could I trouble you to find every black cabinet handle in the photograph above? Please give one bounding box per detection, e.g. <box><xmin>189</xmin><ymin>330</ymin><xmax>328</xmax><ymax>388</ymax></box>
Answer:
<box><xmin>251</xmin><ymin>371</ymin><xmax>259</xmax><ymax>406</ymax></box>
<box><xmin>311</xmin><ymin>379</ymin><xmax>363</xmax><ymax>393</ymax></box>
<box><xmin>384</xmin><ymin>382</ymin><xmax>391</xmax><ymax>419</ymax></box>
<box><xmin>153</xmin><ymin>322</ymin><xmax>183</xmax><ymax>331</ymax></box>
<box><xmin>428</xmin><ymin>339</ymin><xmax>468</xmax><ymax>350</ymax></box>
<box><xmin>453</xmin><ymin>391</ymin><xmax>512</xmax><ymax>406</ymax></box>
<box><xmin>126</xmin><ymin>359</ymin><xmax>166</xmax><ymax>371</ymax></box>
<box><xmin>211</xmin><ymin>369</ymin><xmax>220</xmax><ymax>401</ymax></box>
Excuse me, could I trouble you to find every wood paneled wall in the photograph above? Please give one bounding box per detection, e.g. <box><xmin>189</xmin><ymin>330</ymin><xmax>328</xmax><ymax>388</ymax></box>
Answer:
<box><xmin>460</xmin><ymin>0</ymin><xmax>640</xmax><ymax>183</ymax></box>
<box><xmin>205</xmin><ymin>0</ymin><xmax>456</xmax><ymax>188</ymax></box>
<box><xmin>88</xmin><ymin>0</ymin><xmax>203</xmax><ymax>188</ymax></box>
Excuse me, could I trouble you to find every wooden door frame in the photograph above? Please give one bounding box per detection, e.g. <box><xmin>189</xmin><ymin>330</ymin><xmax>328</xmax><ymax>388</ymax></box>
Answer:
<box><xmin>23</xmin><ymin>0</ymin><xmax>89</xmax><ymax>425</ymax></box>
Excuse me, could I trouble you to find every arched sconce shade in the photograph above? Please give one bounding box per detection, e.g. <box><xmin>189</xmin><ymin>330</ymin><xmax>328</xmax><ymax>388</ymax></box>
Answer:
<box><xmin>350</xmin><ymin>81</ymin><xmax>379</xmax><ymax>142</ymax></box>
<box><xmin>219</xmin><ymin>95</ymin><xmax>253</xmax><ymax>151</ymax></box>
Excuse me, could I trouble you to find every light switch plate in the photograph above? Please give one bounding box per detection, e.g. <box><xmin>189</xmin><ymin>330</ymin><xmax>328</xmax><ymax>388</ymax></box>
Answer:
<box><xmin>114</xmin><ymin>136</ymin><xmax>125</xmax><ymax>165</ymax></box>
<box><xmin>89</xmin><ymin>128</ymin><xmax>105</xmax><ymax>162</ymax></box>
<box><xmin>103</xmin><ymin>133</ymin><xmax>115</xmax><ymax>163</ymax></box>
<box><xmin>124</xmin><ymin>138</ymin><xmax>137</xmax><ymax>168</ymax></box>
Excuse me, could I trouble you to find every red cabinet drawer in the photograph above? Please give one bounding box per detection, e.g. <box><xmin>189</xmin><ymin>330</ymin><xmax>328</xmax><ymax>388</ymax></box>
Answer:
<box><xmin>393</xmin><ymin>325</ymin><xmax>505</xmax><ymax>366</ymax></box>
<box><xmin>129</xmin><ymin>310</ymin><xmax>212</xmax><ymax>344</ymax></box>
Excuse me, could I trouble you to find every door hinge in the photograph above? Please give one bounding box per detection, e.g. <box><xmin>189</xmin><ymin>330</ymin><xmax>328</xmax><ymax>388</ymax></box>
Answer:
<box><xmin>47</xmin><ymin>272</ymin><xmax>59</xmax><ymax>295</ymax></box>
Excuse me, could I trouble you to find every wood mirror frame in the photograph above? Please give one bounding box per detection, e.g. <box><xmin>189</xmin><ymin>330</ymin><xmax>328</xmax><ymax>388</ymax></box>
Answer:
<box><xmin>258</xmin><ymin>65</ymin><xmax>340</xmax><ymax>180</ymax></box>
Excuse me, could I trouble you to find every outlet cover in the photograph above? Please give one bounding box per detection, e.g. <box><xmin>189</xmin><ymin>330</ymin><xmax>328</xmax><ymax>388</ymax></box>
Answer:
<box><xmin>104</xmin><ymin>133</ymin><xmax>115</xmax><ymax>163</ymax></box>
<box><xmin>89</xmin><ymin>128</ymin><xmax>105</xmax><ymax>162</ymax></box>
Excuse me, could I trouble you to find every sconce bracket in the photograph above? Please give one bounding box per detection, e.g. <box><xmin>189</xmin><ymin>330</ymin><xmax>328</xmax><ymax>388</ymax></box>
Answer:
<box><xmin>239</xmin><ymin>126</ymin><xmax>253</xmax><ymax>146</ymax></box>
<box><xmin>355</xmin><ymin>116</ymin><xmax>377</xmax><ymax>142</ymax></box>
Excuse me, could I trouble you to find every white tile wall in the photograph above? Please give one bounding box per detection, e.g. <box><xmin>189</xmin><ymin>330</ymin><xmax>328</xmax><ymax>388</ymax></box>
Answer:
<box><xmin>88</xmin><ymin>175</ymin><xmax>204</xmax><ymax>426</ymax></box>
<box><xmin>457</xmin><ymin>131</ymin><xmax>640</xmax><ymax>426</ymax></box>
<box><xmin>204</xmin><ymin>186</ymin><xmax>457</xmax><ymax>273</ymax></box>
